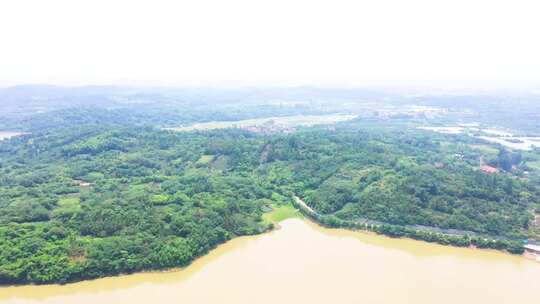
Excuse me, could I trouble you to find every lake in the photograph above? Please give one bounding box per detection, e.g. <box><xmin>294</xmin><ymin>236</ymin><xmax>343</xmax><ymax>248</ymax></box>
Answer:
<box><xmin>1</xmin><ymin>218</ymin><xmax>539</xmax><ymax>304</ymax></box>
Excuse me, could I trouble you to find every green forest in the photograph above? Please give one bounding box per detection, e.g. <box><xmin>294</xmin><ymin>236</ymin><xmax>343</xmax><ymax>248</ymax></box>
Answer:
<box><xmin>1</xmin><ymin>117</ymin><xmax>540</xmax><ymax>284</ymax></box>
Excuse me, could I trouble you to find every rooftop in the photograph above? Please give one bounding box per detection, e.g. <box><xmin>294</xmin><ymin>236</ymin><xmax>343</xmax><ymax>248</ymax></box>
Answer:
<box><xmin>480</xmin><ymin>166</ymin><xmax>498</xmax><ymax>174</ymax></box>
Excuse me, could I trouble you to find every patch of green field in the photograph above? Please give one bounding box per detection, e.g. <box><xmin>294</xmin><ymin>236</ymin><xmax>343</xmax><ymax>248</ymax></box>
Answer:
<box><xmin>57</xmin><ymin>196</ymin><xmax>80</xmax><ymax>208</ymax></box>
<box><xmin>262</xmin><ymin>204</ymin><xmax>301</xmax><ymax>224</ymax></box>
<box><xmin>210</xmin><ymin>155</ymin><xmax>229</xmax><ymax>170</ymax></box>
<box><xmin>150</xmin><ymin>194</ymin><xmax>171</xmax><ymax>205</ymax></box>
<box><xmin>196</xmin><ymin>154</ymin><xmax>215</xmax><ymax>164</ymax></box>
<box><xmin>469</xmin><ymin>144</ymin><xmax>499</xmax><ymax>155</ymax></box>
<box><xmin>526</xmin><ymin>161</ymin><xmax>540</xmax><ymax>171</ymax></box>
<box><xmin>52</xmin><ymin>196</ymin><xmax>81</xmax><ymax>219</ymax></box>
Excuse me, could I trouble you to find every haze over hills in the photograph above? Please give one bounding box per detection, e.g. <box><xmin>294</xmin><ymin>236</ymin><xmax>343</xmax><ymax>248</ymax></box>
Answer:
<box><xmin>1</xmin><ymin>85</ymin><xmax>540</xmax><ymax>134</ymax></box>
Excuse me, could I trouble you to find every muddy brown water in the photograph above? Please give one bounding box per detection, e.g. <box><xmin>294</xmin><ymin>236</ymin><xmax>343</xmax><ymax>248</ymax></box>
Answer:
<box><xmin>1</xmin><ymin>218</ymin><xmax>539</xmax><ymax>304</ymax></box>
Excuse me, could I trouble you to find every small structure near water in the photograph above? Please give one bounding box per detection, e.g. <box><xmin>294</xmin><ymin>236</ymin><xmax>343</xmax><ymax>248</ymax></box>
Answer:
<box><xmin>524</xmin><ymin>244</ymin><xmax>540</xmax><ymax>254</ymax></box>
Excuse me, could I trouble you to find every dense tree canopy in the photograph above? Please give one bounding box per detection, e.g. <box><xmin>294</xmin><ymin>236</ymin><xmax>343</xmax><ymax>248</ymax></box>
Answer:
<box><xmin>1</xmin><ymin>121</ymin><xmax>539</xmax><ymax>284</ymax></box>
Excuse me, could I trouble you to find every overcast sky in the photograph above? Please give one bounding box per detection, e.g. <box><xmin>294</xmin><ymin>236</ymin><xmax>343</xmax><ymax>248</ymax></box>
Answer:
<box><xmin>1</xmin><ymin>0</ymin><xmax>539</xmax><ymax>88</ymax></box>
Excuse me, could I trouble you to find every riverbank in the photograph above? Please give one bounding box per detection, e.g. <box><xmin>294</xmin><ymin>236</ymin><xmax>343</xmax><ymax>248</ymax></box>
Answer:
<box><xmin>0</xmin><ymin>204</ymin><xmax>298</xmax><ymax>288</ymax></box>
<box><xmin>2</xmin><ymin>218</ymin><xmax>539</xmax><ymax>304</ymax></box>
<box><xmin>0</xmin><ymin>199</ymin><xmax>529</xmax><ymax>289</ymax></box>
<box><xmin>291</xmin><ymin>196</ymin><xmax>526</xmax><ymax>255</ymax></box>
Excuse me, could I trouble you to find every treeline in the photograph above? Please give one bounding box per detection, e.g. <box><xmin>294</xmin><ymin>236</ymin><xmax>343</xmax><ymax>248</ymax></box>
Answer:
<box><xmin>294</xmin><ymin>200</ymin><xmax>524</xmax><ymax>254</ymax></box>
<box><xmin>0</xmin><ymin>128</ymin><xmax>276</xmax><ymax>284</ymax></box>
<box><xmin>0</xmin><ymin>98</ymin><xmax>335</xmax><ymax>133</ymax></box>
<box><xmin>269</xmin><ymin>128</ymin><xmax>540</xmax><ymax>239</ymax></box>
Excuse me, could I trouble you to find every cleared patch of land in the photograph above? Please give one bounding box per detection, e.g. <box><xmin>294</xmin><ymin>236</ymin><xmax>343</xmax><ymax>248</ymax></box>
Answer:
<box><xmin>478</xmin><ymin>136</ymin><xmax>540</xmax><ymax>151</ymax></box>
<box><xmin>418</xmin><ymin>126</ymin><xmax>464</xmax><ymax>134</ymax></box>
<box><xmin>482</xmin><ymin>129</ymin><xmax>514</xmax><ymax>137</ymax></box>
<box><xmin>418</xmin><ymin>125</ymin><xmax>540</xmax><ymax>151</ymax></box>
<box><xmin>164</xmin><ymin>114</ymin><xmax>357</xmax><ymax>132</ymax></box>
<box><xmin>0</xmin><ymin>131</ymin><xmax>27</xmax><ymax>140</ymax></box>
<box><xmin>196</xmin><ymin>154</ymin><xmax>215</xmax><ymax>165</ymax></box>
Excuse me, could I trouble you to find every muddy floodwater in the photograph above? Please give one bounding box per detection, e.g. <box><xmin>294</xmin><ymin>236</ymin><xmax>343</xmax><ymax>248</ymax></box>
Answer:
<box><xmin>1</xmin><ymin>218</ymin><xmax>539</xmax><ymax>304</ymax></box>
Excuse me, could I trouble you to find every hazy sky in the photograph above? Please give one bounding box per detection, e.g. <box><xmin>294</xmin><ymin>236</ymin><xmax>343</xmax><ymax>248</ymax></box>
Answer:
<box><xmin>1</xmin><ymin>0</ymin><xmax>539</xmax><ymax>88</ymax></box>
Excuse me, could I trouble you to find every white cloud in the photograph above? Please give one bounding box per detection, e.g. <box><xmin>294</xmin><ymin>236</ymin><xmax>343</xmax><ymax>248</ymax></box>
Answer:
<box><xmin>1</xmin><ymin>0</ymin><xmax>539</xmax><ymax>88</ymax></box>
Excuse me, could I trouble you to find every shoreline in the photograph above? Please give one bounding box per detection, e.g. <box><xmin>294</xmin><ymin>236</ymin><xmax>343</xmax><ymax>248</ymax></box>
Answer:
<box><xmin>2</xmin><ymin>218</ymin><xmax>539</xmax><ymax>304</ymax></box>
<box><xmin>291</xmin><ymin>196</ymin><xmax>528</xmax><ymax>256</ymax></box>
<box><xmin>1</xmin><ymin>203</ymin><xmax>535</xmax><ymax>289</ymax></box>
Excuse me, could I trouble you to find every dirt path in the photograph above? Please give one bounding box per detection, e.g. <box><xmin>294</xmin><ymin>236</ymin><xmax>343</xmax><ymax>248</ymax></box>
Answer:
<box><xmin>293</xmin><ymin>196</ymin><xmax>316</xmax><ymax>214</ymax></box>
